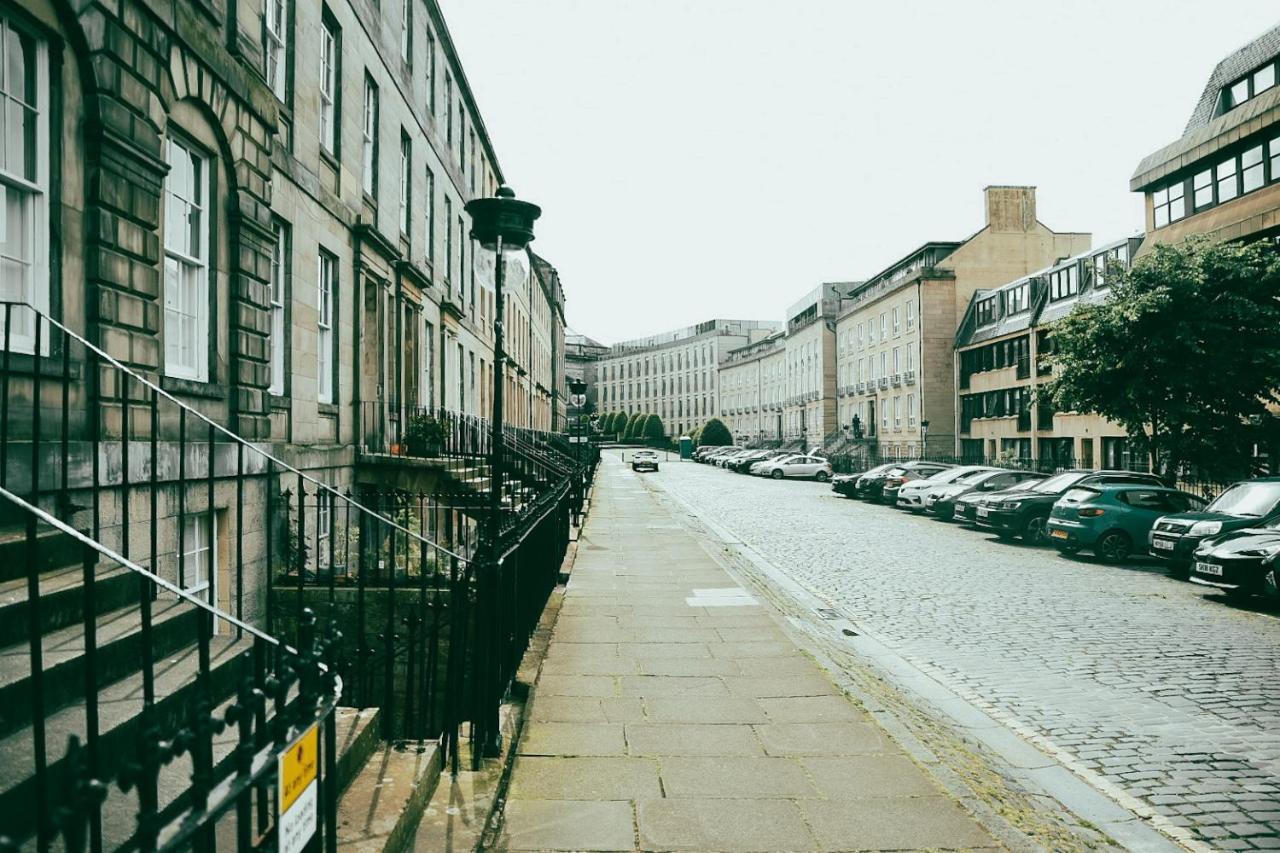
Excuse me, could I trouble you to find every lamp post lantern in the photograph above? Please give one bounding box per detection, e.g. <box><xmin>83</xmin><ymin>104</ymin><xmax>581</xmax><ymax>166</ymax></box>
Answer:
<box><xmin>465</xmin><ymin>185</ymin><xmax>540</xmax><ymax>759</ymax></box>
<box><xmin>920</xmin><ymin>419</ymin><xmax>930</xmax><ymax>458</ymax></box>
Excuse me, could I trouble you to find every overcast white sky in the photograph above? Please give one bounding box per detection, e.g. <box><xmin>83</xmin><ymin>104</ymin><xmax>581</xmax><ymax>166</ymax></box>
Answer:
<box><xmin>436</xmin><ymin>1</ymin><xmax>1279</xmax><ymax>345</ymax></box>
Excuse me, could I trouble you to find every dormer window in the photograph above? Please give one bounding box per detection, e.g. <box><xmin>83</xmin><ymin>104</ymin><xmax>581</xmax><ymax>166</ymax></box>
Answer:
<box><xmin>1049</xmin><ymin>265</ymin><xmax>1079</xmax><ymax>301</ymax></box>
<box><xmin>1222</xmin><ymin>60</ymin><xmax>1279</xmax><ymax>112</ymax></box>
<box><xmin>975</xmin><ymin>297</ymin><xmax>997</xmax><ymax>326</ymax></box>
<box><xmin>1004</xmin><ymin>282</ymin><xmax>1028</xmax><ymax>314</ymax></box>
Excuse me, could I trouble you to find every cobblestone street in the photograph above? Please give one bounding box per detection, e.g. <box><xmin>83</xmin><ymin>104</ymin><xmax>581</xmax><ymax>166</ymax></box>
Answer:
<box><xmin>649</xmin><ymin>457</ymin><xmax>1280</xmax><ymax>850</ymax></box>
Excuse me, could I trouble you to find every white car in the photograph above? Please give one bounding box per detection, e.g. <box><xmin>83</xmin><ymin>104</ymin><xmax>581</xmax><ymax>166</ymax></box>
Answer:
<box><xmin>895</xmin><ymin>465</ymin><xmax>996</xmax><ymax>511</ymax></box>
<box><xmin>756</xmin><ymin>454</ymin><xmax>833</xmax><ymax>481</ymax></box>
<box><xmin>631</xmin><ymin>450</ymin><xmax>660</xmax><ymax>472</ymax></box>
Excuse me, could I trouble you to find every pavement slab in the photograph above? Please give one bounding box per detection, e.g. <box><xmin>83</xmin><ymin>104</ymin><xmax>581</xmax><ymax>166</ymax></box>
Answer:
<box><xmin>494</xmin><ymin>455</ymin><xmax>996</xmax><ymax>851</ymax></box>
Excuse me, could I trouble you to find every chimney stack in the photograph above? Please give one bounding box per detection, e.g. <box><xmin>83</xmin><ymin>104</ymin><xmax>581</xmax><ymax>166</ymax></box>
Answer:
<box><xmin>984</xmin><ymin>185</ymin><xmax>1037</xmax><ymax>232</ymax></box>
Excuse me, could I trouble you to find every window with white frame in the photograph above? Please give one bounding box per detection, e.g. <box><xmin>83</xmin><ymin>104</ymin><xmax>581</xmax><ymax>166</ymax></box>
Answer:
<box><xmin>400</xmin><ymin>0</ymin><xmax>412</xmax><ymax>65</ymax></box>
<box><xmin>163</xmin><ymin>136</ymin><xmax>211</xmax><ymax>381</ymax></box>
<box><xmin>894</xmin><ymin>396</ymin><xmax>902</xmax><ymax>429</ymax></box>
<box><xmin>907</xmin><ymin>393</ymin><xmax>916</xmax><ymax>427</ymax></box>
<box><xmin>317</xmin><ymin>250</ymin><xmax>335</xmax><ymax>403</ymax></box>
<box><xmin>269</xmin><ymin>221</ymin><xmax>288</xmax><ymax>395</ymax></box>
<box><xmin>879</xmin><ymin>312</ymin><xmax>887</xmax><ymax>338</ymax></box>
<box><xmin>444</xmin><ymin>196</ymin><xmax>453</xmax><ymax>290</ymax></box>
<box><xmin>178</xmin><ymin>512</ymin><xmax>215</xmax><ymax>604</ymax></box>
<box><xmin>264</xmin><ymin>0</ymin><xmax>288</xmax><ymax>101</ymax></box>
<box><xmin>362</xmin><ymin>75</ymin><xmax>378</xmax><ymax>197</ymax></box>
<box><xmin>398</xmin><ymin>131</ymin><xmax>411</xmax><ymax>236</ymax></box>
<box><xmin>319</xmin><ymin>14</ymin><xmax>338</xmax><ymax>155</ymax></box>
<box><xmin>906</xmin><ymin>299</ymin><xmax>915</xmax><ymax>329</ymax></box>
<box><xmin>425</xmin><ymin>166</ymin><xmax>435</xmax><ymax>260</ymax></box>
<box><xmin>892</xmin><ymin>307</ymin><xmax>900</xmax><ymax>335</ymax></box>
<box><xmin>0</xmin><ymin>16</ymin><xmax>49</xmax><ymax>354</ymax></box>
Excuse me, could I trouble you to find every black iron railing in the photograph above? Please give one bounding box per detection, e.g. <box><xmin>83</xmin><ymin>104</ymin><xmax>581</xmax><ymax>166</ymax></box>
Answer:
<box><xmin>0</xmin><ymin>486</ymin><xmax>342</xmax><ymax>853</ymax></box>
<box><xmin>0</xmin><ymin>300</ymin><xmax>598</xmax><ymax>847</ymax></box>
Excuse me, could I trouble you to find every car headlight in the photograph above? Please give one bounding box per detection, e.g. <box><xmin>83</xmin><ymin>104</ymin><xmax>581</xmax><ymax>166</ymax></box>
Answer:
<box><xmin>998</xmin><ymin>501</ymin><xmax>1022</xmax><ymax>510</ymax></box>
<box><xmin>1189</xmin><ymin>521</ymin><xmax>1222</xmax><ymax>536</ymax></box>
<box><xmin>1239</xmin><ymin>545</ymin><xmax>1280</xmax><ymax>558</ymax></box>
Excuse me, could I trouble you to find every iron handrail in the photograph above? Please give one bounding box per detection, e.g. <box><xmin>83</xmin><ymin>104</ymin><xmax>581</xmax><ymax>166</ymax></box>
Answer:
<box><xmin>0</xmin><ymin>300</ymin><xmax>470</xmax><ymax>566</ymax></box>
<box><xmin>0</xmin><ymin>484</ymin><xmax>293</xmax><ymax>654</ymax></box>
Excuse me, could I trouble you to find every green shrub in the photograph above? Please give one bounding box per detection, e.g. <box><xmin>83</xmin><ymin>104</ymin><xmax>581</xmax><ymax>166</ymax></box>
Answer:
<box><xmin>643</xmin><ymin>414</ymin><xmax>665</xmax><ymax>440</ymax></box>
<box><xmin>626</xmin><ymin>412</ymin><xmax>646</xmax><ymax>439</ymax></box>
<box><xmin>698</xmin><ymin>418</ymin><xmax>732</xmax><ymax>447</ymax></box>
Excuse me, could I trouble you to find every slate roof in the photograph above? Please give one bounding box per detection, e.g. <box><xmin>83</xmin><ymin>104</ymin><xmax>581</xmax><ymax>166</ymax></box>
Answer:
<box><xmin>1184</xmin><ymin>22</ymin><xmax>1280</xmax><ymax>134</ymax></box>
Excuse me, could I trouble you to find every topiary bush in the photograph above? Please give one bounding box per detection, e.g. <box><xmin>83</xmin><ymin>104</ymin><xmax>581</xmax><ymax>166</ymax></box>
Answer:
<box><xmin>698</xmin><ymin>418</ymin><xmax>732</xmax><ymax>447</ymax></box>
<box><xmin>643</xmin><ymin>414</ymin><xmax>665</xmax><ymax>441</ymax></box>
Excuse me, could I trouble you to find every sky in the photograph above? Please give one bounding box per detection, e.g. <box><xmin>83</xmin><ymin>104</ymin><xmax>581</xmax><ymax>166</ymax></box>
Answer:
<box><xmin>436</xmin><ymin>0</ymin><xmax>1280</xmax><ymax>346</ymax></box>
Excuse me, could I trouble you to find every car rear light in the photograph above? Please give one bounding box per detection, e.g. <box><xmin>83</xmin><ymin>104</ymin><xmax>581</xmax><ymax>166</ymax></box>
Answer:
<box><xmin>1078</xmin><ymin>508</ymin><xmax>1104</xmax><ymax>517</ymax></box>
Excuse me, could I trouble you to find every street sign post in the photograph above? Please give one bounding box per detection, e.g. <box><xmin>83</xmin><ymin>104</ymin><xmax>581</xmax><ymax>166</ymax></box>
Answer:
<box><xmin>278</xmin><ymin>723</ymin><xmax>319</xmax><ymax>853</ymax></box>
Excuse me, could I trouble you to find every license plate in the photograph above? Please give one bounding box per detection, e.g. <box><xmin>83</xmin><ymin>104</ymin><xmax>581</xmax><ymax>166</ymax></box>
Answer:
<box><xmin>1152</xmin><ymin>538</ymin><xmax>1175</xmax><ymax>551</ymax></box>
<box><xmin>977</xmin><ymin>507</ymin><xmax>990</xmax><ymax>518</ymax></box>
<box><xmin>1050</xmin><ymin>529</ymin><xmax>1068</xmax><ymax>539</ymax></box>
<box><xmin>1196</xmin><ymin>561</ymin><xmax>1224</xmax><ymax>576</ymax></box>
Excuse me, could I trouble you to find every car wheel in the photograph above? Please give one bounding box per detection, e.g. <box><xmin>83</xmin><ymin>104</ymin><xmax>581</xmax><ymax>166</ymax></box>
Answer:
<box><xmin>770</xmin><ymin>469</ymin><xmax>784</xmax><ymax>480</ymax></box>
<box><xmin>1094</xmin><ymin>531</ymin><xmax>1132</xmax><ymax>563</ymax></box>
<box><xmin>1021</xmin><ymin>514</ymin><xmax>1049</xmax><ymax>545</ymax></box>
<box><xmin>815</xmin><ymin>470</ymin><xmax>830</xmax><ymax>482</ymax></box>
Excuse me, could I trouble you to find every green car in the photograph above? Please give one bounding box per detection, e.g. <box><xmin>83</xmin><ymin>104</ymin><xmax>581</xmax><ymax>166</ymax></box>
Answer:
<box><xmin>1046</xmin><ymin>484</ymin><xmax>1207</xmax><ymax>562</ymax></box>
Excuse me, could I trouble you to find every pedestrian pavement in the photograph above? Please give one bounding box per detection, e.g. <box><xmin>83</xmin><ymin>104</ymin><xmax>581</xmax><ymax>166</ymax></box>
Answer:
<box><xmin>494</xmin><ymin>454</ymin><xmax>999</xmax><ymax>851</ymax></box>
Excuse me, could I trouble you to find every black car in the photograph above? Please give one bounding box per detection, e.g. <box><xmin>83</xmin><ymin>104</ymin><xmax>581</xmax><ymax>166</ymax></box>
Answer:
<box><xmin>1190</xmin><ymin>520</ymin><xmax>1280</xmax><ymax>601</ymax></box>
<box><xmin>832</xmin><ymin>463</ymin><xmax>894</xmax><ymax>498</ymax></box>
<box><xmin>859</xmin><ymin>461</ymin><xmax>952</xmax><ymax>503</ymax></box>
<box><xmin>974</xmin><ymin>469</ymin><xmax>1164</xmax><ymax>545</ymax></box>
<box><xmin>1148</xmin><ymin>478</ymin><xmax>1280</xmax><ymax>576</ymax></box>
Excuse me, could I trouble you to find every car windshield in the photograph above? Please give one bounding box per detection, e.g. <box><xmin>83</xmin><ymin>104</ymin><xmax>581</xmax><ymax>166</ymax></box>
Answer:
<box><xmin>956</xmin><ymin>469</ymin><xmax>994</xmax><ymax>484</ymax></box>
<box><xmin>1032</xmin><ymin>471</ymin><xmax>1087</xmax><ymax>493</ymax></box>
<box><xmin>884</xmin><ymin>466</ymin><xmax>908</xmax><ymax>477</ymax></box>
<box><xmin>1206</xmin><ymin>481</ymin><xmax>1280</xmax><ymax>518</ymax></box>
<box><xmin>1061</xmin><ymin>487</ymin><xmax>1101</xmax><ymax>504</ymax></box>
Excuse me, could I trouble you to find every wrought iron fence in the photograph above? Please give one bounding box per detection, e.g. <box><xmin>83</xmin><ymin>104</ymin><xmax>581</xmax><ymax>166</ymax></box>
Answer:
<box><xmin>0</xmin><ymin>487</ymin><xmax>342</xmax><ymax>853</ymax></box>
<box><xmin>0</xmin><ymin>300</ymin><xmax>596</xmax><ymax>846</ymax></box>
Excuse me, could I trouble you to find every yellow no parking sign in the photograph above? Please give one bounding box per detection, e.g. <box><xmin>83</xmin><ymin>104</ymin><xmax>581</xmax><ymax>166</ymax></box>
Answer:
<box><xmin>278</xmin><ymin>723</ymin><xmax>318</xmax><ymax>853</ymax></box>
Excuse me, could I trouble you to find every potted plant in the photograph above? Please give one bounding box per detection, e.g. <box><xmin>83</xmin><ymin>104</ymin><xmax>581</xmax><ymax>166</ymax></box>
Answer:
<box><xmin>404</xmin><ymin>411</ymin><xmax>444</xmax><ymax>457</ymax></box>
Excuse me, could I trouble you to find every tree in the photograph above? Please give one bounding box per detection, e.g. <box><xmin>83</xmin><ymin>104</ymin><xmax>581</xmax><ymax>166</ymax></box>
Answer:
<box><xmin>1048</xmin><ymin>236</ymin><xmax>1280</xmax><ymax>479</ymax></box>
<box><xmin>626</xmin><ymin>412</ymin><xmax>646</xmax><ymax>440</ymax></box>
<box><xmin>601</xmin><ymin>412</ymin><xmax>619</xmax><ymax>435</ymax></box>
<box><xmin>643</xmin><ymin>414</ymin><xmax>665</xmax><ymax>441</ymax></box>
<box><xmin>698</xmin><ymin>417</ymin><xmax>732</xmax><ymax>447</ymax></box>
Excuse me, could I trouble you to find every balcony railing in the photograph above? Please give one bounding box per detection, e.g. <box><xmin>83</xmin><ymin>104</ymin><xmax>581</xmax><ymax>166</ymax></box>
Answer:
<box><xmin>904</xmin><ymin>370</ymin><xmax>917</xmax><ymax>386</ymax></box>
<box><xmin>878</xmin><ymin>377</ymin><xmax>890</xmax><ymax>390</ymax></box>
<box><xmin>891</xmin><ymin>373</ymin><xmax>903</xmax><ymax>387</ymax></box>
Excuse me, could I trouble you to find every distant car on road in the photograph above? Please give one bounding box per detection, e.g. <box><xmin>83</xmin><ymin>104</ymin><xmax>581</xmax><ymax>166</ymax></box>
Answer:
<box><xmin>1047</xmin><ymin>484</ymin><xmax>1207</xmax><ymax>562</ymax></box>
<box><xmin>926</xmin><ymin>468</ymin><xmax>1046</xmax><ymax>520</ymax></box>
<box><xmin>974</xmin><ymin>469</ymin><xmax>1165</xmax><ymax>544</ymax></box>
<box><xmin>755</xmin><ymin>454</ymin><xmax>832</xmax><ymax>481</ymax></box>
<box><xmin>1190</xmin><ymin>518</ymin><xmax>1280</xmax><ymax>601</ymax></box>
<box><xmin>631</xmin><ymin>450</ymin><xmax>660</xmax><ymax>472</ymax></box>
<box><xmin>1148</xmin><ymin>478</ymin><xmax>1280</xmax><ymax>576</ymax></box>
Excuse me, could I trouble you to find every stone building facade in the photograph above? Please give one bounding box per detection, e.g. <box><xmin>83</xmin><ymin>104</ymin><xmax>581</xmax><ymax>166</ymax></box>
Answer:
<box><xmin>834</xmin><ymin>186</ymin><xmax>1090</xmax><ymax>458</ymax></box>
<box><xmin>954</xmin><ymin>238</ymin><xmax>1142</xmax><ymax>468</ymax></box>
<box><xmin>596</xmin><ymin>319</ymin><xmax>780</xmax><ymax>438</ymax></box>
<box><xmin>564</xmin><ymin>331</ymin><xmax>609</xmax><ymax>417</ymax></box>
<box><xmin>3</xmin><ymin>0</ymin><xmax>565</xmax><ymax>617</ymax></box>
<box><xmin>782</xmin><ymin>285</ymin><xmax>844</xmax><ymax>448</ymax></box>
<box><xmin>718</xmin><ymin>332</ymin><xmax>785</xmax><ymax>444</ymax></box>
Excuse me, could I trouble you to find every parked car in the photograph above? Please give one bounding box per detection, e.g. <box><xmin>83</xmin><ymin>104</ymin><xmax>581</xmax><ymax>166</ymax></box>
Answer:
<box><xmin>698</xmin><ymin>446</ymin><xmax>739</xmax><ymax>464</ymax></box>
<box><xmin>832</xmin><ymin>464</ymin><xmax>895</xmax><ymax>498</ymax></box>
<box><xmin>718</xmin><ymin>449</ymin><xmax>754</xmax><ymax>468</ymax></box>
<box><xmin>1148</xmin><ymin>478</ymin><xmax>1280</xmax><ymax>575</ymax></box>
<box><xmin>974</xmin><ymin>469</ymin><xmax>1165</xmax><ymax>544</ymax></box>
<box><xmin>927</xmin><ymin>469</ymin><xmax>1046</xmax><ymax>520</ymax></box>
<box><xmin>1189</xmin><ymin>519</ymin><xmax>1280</xmax><ymax>601</ymax></box>
<box><xmin>1047</xmin><ymin>484</ymin><xmax>1207</xmax><ymax>562</ymax></box>
<box><xmin>755</xmin><ymin>454</ymin><xmax>833</xmax><ymax>481</ymax></box>
<box><xmin>631</xmin><ymin>449</ymin><xmax>660</xmax><ymax>472</ymax></box>
<box><xmin>894</xmin><ymin>465</ymin><xmax>995</xmax><ymax>511</ymax></box>
<box><xmin>731</xmin><ymin>450</ymin><xmax>787</xmax><ymax>473</ymax></box>
<box><xmin>860</xmin><ymin>461</ymin><xmax>953</xmax><ymax>504</ymax></box>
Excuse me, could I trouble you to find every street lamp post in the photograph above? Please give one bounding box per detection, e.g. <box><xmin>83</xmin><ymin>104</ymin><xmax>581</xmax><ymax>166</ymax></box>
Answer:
<box><xmin>920</xmin><ymin>419</ymin><xmax>930</xmax><ymax>459</ymax></box>
<box><xmin>465</xmin><ymin>185</ymin><xmax>541</xmax><ymax>759</ymax></box>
